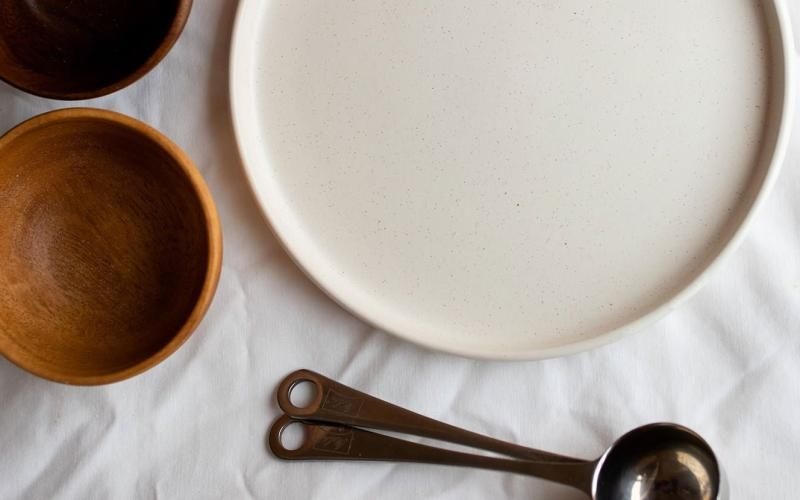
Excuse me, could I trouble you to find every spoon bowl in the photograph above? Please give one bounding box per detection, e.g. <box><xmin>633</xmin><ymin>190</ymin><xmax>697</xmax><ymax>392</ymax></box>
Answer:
<box><xmin>594</xmin><ymin>424</ymin><xmax>721</xmax><ymax>500</ymax></box>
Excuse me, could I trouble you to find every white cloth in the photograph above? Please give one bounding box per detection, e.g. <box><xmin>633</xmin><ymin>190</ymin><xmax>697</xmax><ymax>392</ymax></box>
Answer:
<box><xmin>1</xmin><ymin>2</ymin><xmax>798</xmax><ymax>499</ymax></box>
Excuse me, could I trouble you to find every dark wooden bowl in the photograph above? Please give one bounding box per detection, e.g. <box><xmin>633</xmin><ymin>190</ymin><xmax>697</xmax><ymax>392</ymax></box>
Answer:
<box><xmin>0</xmin><ymin>0</ymin><xmax>192</xmax><ymax>100</ymax></box>
<box><xmin>0</xmin><ymin>108</ymin><xmax>222</xmax><ymax>385</ymax></box>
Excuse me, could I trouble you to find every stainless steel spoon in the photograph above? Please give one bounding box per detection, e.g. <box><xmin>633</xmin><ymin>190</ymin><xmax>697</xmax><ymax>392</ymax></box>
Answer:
<box><xmin>270</xmin><ymin>370</ymin><xmax>725</xmax><ymax>500</ymax></box>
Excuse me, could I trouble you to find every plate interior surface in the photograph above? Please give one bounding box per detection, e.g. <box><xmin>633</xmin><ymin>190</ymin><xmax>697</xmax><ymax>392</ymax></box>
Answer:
<box><xmin>232</xmin><ymin>0</ymin><xmax>790</xmax><ymax>358</ymax></box>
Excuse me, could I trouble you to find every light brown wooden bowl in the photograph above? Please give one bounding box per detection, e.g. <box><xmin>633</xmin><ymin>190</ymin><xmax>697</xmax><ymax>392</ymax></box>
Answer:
<box><xmin>0</xmin><ymin>108</ymin><xmax>222</xmax><ymax>385</ymax></box>
<box><xmin>0</xmin><ymin>0</ymin><xmax>192</xmax><ymax>100</ymax></box>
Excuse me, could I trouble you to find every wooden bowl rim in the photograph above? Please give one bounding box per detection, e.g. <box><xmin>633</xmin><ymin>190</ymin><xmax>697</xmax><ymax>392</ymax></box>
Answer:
<box><xmin>0</xmin><ymin>0</ymin><xmax>193</xmax><ymax>100</ymax></box>
<box><xmin>0</xmin><ymin>107</ymin><xmax>222</xmax><ymax>385</ymax></box>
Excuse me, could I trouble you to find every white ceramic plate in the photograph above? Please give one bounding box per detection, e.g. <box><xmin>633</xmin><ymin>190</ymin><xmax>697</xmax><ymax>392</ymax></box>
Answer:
<box><xmin>231</xmin><ymin>0</ymin><xmax>795</xmax><ymax>359</ymax></box>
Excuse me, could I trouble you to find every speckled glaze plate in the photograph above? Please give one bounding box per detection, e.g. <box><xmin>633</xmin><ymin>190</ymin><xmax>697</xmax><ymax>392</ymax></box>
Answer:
<box><xmin>231</xmin><ymin>0</ymin><xmax>795</xmax><ymax>359</ymax></box>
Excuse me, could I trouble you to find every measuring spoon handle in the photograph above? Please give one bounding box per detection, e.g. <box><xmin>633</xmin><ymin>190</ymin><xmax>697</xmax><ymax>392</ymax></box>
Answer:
<box><xmin>276</xmin><ymin>369</ymin><xmax>581</xmax><ymax>463</ymax></box>
<box><xmin>269</xmin><ymin>415</ymin><xmax>593</xmax><ymax>494</ymax></box>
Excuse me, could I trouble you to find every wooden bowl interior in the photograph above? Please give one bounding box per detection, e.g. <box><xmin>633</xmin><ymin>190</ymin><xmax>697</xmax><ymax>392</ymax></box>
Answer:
<box><xmin>0</xmin><ymin>0</ymin><xmax>184</xmax><ymax>98</ymax></box>
<box><xmin>0</xmin><ymin>116</ymin><xmax>211</xmax><ymax>380</ymax></box>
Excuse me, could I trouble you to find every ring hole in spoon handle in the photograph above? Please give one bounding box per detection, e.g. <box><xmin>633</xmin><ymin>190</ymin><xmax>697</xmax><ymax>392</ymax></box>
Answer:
<box><xmin>277</xmin><ymin>370</ymin><xmax>325</xmax><ymax>416</ymax></box>
<box><xmin>269</xmin><ymin>415</ymin><xmax>311</xmax><ymax>458</ymax></box>
<box><xmin>280</xmin><ymin>421</ymin><xmax>307</xmax><ymax>451</ymax></box>
<box><xmin>289</xmin><ymin>380</ymin><xmax>319</xmax><ymax>409</ymax></box>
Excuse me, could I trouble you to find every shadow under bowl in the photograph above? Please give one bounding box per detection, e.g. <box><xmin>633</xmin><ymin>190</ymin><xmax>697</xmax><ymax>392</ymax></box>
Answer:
<box><xmin>0</xmin><ymin>0</ymin><xmax>192</xmax><ymax>99</ymax></box>
<box><xmin>0</xmin><ymin>108</ymin><xmax>221</xmax><ymax>385</ymax></box>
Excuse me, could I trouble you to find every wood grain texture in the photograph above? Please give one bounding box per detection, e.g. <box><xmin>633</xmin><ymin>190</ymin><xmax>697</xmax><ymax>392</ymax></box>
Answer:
<box><xmin>0</xmin><ymin>0</ymin><xmax>192</xmax><ymax>100</ymax></box>
<box><xmin>0</xmin><ymin>108</ymin><xmax>222</xmax><ymax>385</ymax></box>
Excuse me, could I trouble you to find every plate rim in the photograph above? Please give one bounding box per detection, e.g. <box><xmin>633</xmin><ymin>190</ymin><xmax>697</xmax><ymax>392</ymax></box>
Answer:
<box><xmin>230</xmin><ymin>0</ymin><xmax>796</xmax><ymax>360</ymax></box>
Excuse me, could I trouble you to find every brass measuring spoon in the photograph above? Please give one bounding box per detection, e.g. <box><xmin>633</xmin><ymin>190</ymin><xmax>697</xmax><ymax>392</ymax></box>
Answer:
<box><xmin>269</xmin><ymin>370</ymin><xmax>724</xmax><ymax>500</ymax></box>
